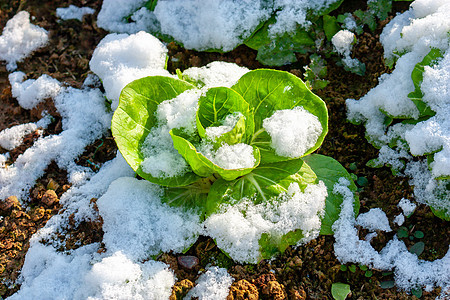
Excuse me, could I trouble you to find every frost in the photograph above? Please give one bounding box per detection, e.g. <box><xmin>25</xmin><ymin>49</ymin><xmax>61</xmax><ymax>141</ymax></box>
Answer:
<box><xmin>0</xmin><ymin>11</ymin><xmax>48</xmax><ymax>71</ymax></box>
<box><xmin>9</xmin><ymin>72</ymin><xmax>62</xmax><ymax>109</ymax></box>
<box><xmin>89</xmin><ymin>32</ymin><xmax>171</xmax><ymax>110</ymax></box>
<box><xmin>204</xmin><ymin>182</ymin><xmax>327</xmax><ymax>263</ymax></box>
<box><xmin>56</xmin><ymin>5</ymin><xmax>95</xmax><ymax>21</ymax></box>
<box><xmin>185</xmin><ymin>267</ymin><xmax>234</xmax><ymax>300</ymax></box>
<box><xmin>263</xmin><ymin>106</ymin><xmax>322</xmax><ymax>158</ymax></box>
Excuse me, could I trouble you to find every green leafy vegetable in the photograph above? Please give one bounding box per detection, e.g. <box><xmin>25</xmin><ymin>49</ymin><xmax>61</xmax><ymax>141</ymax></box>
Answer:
<box><xmin>112</xmin><ymin>68</ymin><xmax>359</xmax><ymax>262</ymax></box>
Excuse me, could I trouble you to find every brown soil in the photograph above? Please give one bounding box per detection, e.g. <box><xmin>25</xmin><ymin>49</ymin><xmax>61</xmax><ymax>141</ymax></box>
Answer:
<box><xmin>0</xmin><ymin>1</ymin><xmax>448</xmax><ymax>299</ymax></box>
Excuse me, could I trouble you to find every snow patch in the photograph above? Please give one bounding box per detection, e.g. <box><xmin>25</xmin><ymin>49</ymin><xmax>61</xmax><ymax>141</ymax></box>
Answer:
<box><xmin>204</xmin><ymin>181</ymin><xmax>327</xmax><ymax>263</ymax></box>
<box><xmin>356</xmin><ymin>208</ymin><xmax>392</xmax><ymax>232</ymax></box>
<box><xmin>263</xmin><ymin>106</ymin><xmax>322</xmax><ymax>158</ymax></box>
<box><xmin>9</xmin><ymin>72</ymin><xmax>62</xmax><ymax>109</ymax></box>
<box><xmin>332</xmin><ymin>178</ymin><xmax>450</xmax><ymax>295</ymax></box>
<box><xmin>97</xmin><ymin>177</ymin><xmax>202</xmax><ymax>261</ymax></box>
<box><xmin>0</xmin><ymin>11</ymin><xmax>48</xmax><ymax>71</ymax></box>
<box><xmin>89</xmin><ymin>32</ymin><xmax>171</xmax><ymax>110</ymax></box>
<box><xmin>185</xmin><ymin>267</ymin><xmax>234</xmax><ymax>300</ymax></box>
<box><xmin>56</xmin><ymin>5</ymin><xmax>95</xmax><ymax>21</ymax></box>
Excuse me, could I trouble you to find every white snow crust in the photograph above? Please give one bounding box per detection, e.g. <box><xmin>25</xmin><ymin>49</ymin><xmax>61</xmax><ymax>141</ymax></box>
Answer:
<box><xmin>346</xmin><ymin>0</ymin><xmax>450</xmax><ymax>215</ymax></box>
<box><xmin>185</xmin><ymin>267</ymin><xmax>234</xmax><ymax>300</ymax></box>
<box><xmin>263</xmin><ymin>106</ymin><xmax>322</xmax><ymax>158</ymax></box>
<box><xmin>0</xmin><ymin>11</ymin><xmax>48</xmax><ymax>71</ymax></box>
<box><xmin>332</xmin><ymin>178</ymin><xmax>450</xmax><ymax>295</ymax></box>
<box><xmin>89</xmin><ymin>31</ymin><xmax>172</xmax><ymax>110</ymax></box>
<box><xmin>204</xmin><ymin>182</ymin><xmax>327</xmax><ymax>263</ymax></box>
<box><xmin>56</xmin><ymin>5</ymin><xmax>95</xmax><ymax>21</ymax></box>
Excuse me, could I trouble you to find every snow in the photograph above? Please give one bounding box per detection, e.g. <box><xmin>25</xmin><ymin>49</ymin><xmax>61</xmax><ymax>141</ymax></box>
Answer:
<box><xmin>97</xmin><ymin>0</ymin><xmax>159</xmax><ymax>34</ymax></box>
<box><xmin>7</xmin><ymin>243</ymin><xmax>97</xmax><ymax>300</ymax></box>
<box><xmin>89</xmin><ymin>31</ymin><xmax>172</xmax><ymax>110</ymax></box>
<box><xmin>185</xmin><ymin>267</ymin><xmax>234</xmax><ymax>300</ymax></box>
<box><xmin>332</xmin><ymin>178</ymin><xmax>450</xmax><ymax>295</ymax></box>
<box><xmin>0</xmin><ymin>86</ymin><xmax>111</xmax><ymax>201</ymax></box>
<box><xmin>346</xmin><ymin>0</ymin><xmax>450</xmax><ymax>216</ymax></box>
<box><xmin>205</xmin><ymin>112</ymin><xmax>243</xmax><ymax>141</ymax></box>
<box><xmin>199</xmin><ymin>143</ymin><xmax>256</xmax><ymax>170</ymax></box>
<box><xmin>9</xmin><ymin>72</ymin><xmax>62</xmax><ymax>109</ymax></box>
<box><xmin>204</xmin><ymin>181</ymin><xmax>327</xmax><ymax>263</ymax></box>
<box><xmin>97</xmin><ymin>0</ymin><xmax>341</xmax><ymax>51</ymax></box>
<box><xmin>331</xmin><ymin>30</ymin><xmax>355</xmax><ymax>56</ymax></box>
<box><xmin>97</xmin><ymin>177</ymin><xmax>202</xmax><ymax>261</ymax></box>
<box><xmin>154</xmin><ymin>1</ymin><xmax>271</xmax><ymax>51</ymax></box>
<box><xmin>56</xmin><ymin>5</ymin><xmax>95</xmax><ymax>21</ymax></box>
<box><xmin>140</xmin><ymin>89</ymin><xmax>202</xmax><ymax>178</ymax></box>
<box><xmin>398</xmin><ymin>198</ymin><xmax>417</xmax><ymax>217</ymax></box>
<box><xmin>182</xmin><ymin>61</ymin><xmax>249</xmax><ymax>88</ymax></box>
<box><xmin>0</xmin><ymin>115</ymin><xmax>50</xmax><ymax>151</ymax></box>
<box><xmin>0</xmin><ymin>11</ymin><xmax>48</xmax><ymax>71</ymax></box>
<box><xmin>263</xmin><ymin>106</ymin><xmax>322</xmax><ymax>158</ymax></box>
<box><xmin>331</xmin><ymin>29</ymin><xmax>361</xmax><ymax>70</ymax></box>
<box><xmin>394</xmin><ymin>214</ymin><xmax>405</xmax><ymax>226</ymax></box>
<box><xmin>356</xmin><ymin>208</ymin><xmax>392</xmax><ymax>232</ymax></box>
<box><xmin>79</xmin><ymin>251</ymin><xmax>175</xmax><ymax>300</ymax></box>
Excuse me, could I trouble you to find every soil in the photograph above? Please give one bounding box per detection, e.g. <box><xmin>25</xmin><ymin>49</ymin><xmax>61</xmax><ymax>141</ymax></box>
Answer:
<box><xmin>0</xmin><ymin>1</ymin><xmax>448</xmax><ymax>299</ymax></box>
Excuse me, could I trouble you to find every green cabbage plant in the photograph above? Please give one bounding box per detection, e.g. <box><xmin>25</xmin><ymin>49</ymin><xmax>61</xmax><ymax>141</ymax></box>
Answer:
<box><xmin>111</xmin><ymin>69</ymin><xmax>359</xmax><ymax>257</ymax></box>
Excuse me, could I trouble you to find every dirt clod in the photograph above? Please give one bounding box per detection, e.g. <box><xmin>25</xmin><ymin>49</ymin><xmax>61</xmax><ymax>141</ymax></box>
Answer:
<box><xmin>41</xmin><ymin>190</ymin><xmax>59</xmax><ymax>207</ymax></box>
<box><xmin>170</xmin><ymin>279</ymin><xmax>194</xmax><ymax>300</ymax></box>
<box><xmin>0</xmin><ymin>196</ymin><xmax>20</xmax><ymax>212</ymax></box>
<box><xmin>261</xmin><ymin>281</ymin><xmax>287</xmax><ymax>300</ymax></box>
<box><xmin>227</xmin><ymin>279</ymin><xmax>259</xmax><ymax>300</ymax></box>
